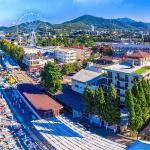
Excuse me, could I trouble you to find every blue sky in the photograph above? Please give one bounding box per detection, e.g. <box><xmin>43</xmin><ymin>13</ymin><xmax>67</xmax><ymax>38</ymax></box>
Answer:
<box><xmin>0</xmin><ymin>0</ymin><xmax>150</xmax><ymax>26</ymax></box>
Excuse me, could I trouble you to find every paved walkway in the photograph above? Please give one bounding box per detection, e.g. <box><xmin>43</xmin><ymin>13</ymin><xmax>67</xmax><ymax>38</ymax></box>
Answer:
<box><xmin>2</xmin><ymin>88</ymin><xmax>48</xmax><ymax>150</ymax></box>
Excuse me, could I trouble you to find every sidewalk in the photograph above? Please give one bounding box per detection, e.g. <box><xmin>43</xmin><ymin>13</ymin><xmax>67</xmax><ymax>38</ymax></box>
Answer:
<box><xmin>2</xmin><ymin>88</ymin><xmax>48</xmax><ymax>150</ymax></box>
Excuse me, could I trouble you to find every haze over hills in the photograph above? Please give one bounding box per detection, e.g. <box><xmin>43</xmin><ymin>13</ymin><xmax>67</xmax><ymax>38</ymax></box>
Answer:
<box><xmin>1</xmin><ymin>15</ymin><xmax>150</xmax><ymax>33</ymax></box>
<box><xmin>59</xmin><ymin>15</ymin><xmax>150</xmax><ymax>31</ymax></box>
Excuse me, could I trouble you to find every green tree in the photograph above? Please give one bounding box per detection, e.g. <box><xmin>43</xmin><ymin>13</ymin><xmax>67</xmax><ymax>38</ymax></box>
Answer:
<box><xmin>125</xmin><ymin>88</ymin><xmax>136</xmax><ymax>131</ymax></box>
<box><xmin>61</xmin><ymin>64</ymin><xmax>74</xmax><ymax>75</ymax></box>
<box><xmin>126</xmin><ymin>79</ymin><xmax>149</xmax><ymax>132</ymax></box>
<box><xmin>41</xmin><ymin>62</ymin><xmax>62</xmax><ymax>93</ymax></box>
<box><xmin>94</xmin><ymin>86</ymin><xmax>106</xmax><ymax>119</ymax></box>
<box><xmin>105</xmin><ymin>84</ymin><xmax>120</xmax><ymax>125</ymax></box>
<box><xmin>137</xmin><ymin>80</ymin><xmax>148</xmax><ymax>121</ymax></box>
<box><xmin>134</xmin><ymin>104</ymin><xmax>144</xmax><ymax>131</ymax></box>
<box><xmin>142</xmin><ymin>78</ymin><xmax>150</xmax><ymax>107</ymax></box>
<box><xmin>132</xmin><ymin>81</ymin><xmax>139</xmax><ymax>99</ymax></box>
<box><xmin>82</xmin><ymin>86</ymin><xmax>94</xmax><ymax>115</ymax></box>
<box><xmin>0</xmin><ymin>40</ymin><xmax>25</xmax><ymax>64</ymax></box>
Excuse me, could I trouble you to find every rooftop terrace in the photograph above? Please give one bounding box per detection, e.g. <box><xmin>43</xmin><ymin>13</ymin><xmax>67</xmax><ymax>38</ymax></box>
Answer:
<box><xmin>103</xmin><ymin>63</ymin><xmax>150</xmax><ymax>75</ymax></box>
<box><xmin>134</xmin><ymin>67</ymin><xmax>150</xmax><ymax>74</ymax></box>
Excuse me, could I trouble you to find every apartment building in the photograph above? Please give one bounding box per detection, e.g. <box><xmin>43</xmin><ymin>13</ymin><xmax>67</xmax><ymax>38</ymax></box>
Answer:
<box><xmin>54</xmin><ymin>48</ymin><xmax>77</xmax><ymax>63</ymax></box>
<box><xmin>103</xmin><ymin>51</ymin><xmax>150</xmax><ymax>106</ymax></box>
<box><xmin>64</xmin><ymin>46</ymin><xmax>91</xmax><ymax>61</ymax></box>
<box><xmin>72</xmin><ymin>69</ymin><xmax>105</xmax><ymax>94</ymax></box>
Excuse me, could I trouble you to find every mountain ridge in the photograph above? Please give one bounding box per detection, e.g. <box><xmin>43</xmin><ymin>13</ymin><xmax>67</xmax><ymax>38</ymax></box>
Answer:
<box><xmin>1</xmin><ymin>15</ymin><xmax>150</xmax><ymax>33</ymax></box>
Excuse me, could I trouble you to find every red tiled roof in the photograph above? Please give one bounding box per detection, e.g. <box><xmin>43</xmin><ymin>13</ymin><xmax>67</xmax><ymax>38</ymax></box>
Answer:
<box><xmin>64</xmin><ymin>45</ymin><xmax>86</xmax><ymax>49</ymax></box>
<box><xmin>100</xmin><ymin>56</ymin><xmax>120</xmax><ymax>62</ymax></box>
<box><xmin>100</xmin><ymin>56</ymin><xmax>113</xmax><ymax>62</ymax></box>
<box><xmin>127</xmin><ymin>51</ymin><xmax>150</xmax><ymax>59</ymax></box>
<box><xmin>18</xmin><ymin>83</ymin><xmax>62</xmax><ymax>111</ymax></box>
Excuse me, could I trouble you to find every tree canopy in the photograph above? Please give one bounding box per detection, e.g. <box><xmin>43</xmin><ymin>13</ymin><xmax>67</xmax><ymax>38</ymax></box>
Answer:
<box><xmin>105</xmin><ymin>84</ymin><xmax>120</xmax><ymax>125</ymax></box>
<box><xmin>0</xmin><ymin>40</ymin><xmax>25</xmax><ymax>64</ymax></box>
<box><xmin>41</xmin><ymin>62</ymin><xmax>62</xmax><ymax>94</ymax></box>
<box><xmin>125</xmin><ymin>79</ymin><xmax>149</xmax><ymax>132</ymax></box>
<box><xmin>82</xmin><ymin>86</ymin><xmax>94</xmax><ymax>115</ymax></box>
<box><xmin>83</xmin><ymin>84</ymin><xmax>120</xmax><ymax>125</ymax></box>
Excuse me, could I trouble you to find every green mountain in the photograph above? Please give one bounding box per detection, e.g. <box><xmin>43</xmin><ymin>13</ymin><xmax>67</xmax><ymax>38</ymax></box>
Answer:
<box><xmin>59</xmin><ymin>15</ymin><xmax>150</xmax><ymax>31</ymax></box>
<box><xmin>1</xmin><ymin>15</ymin><xmax>150</xmax><ymax>33</ymax></box>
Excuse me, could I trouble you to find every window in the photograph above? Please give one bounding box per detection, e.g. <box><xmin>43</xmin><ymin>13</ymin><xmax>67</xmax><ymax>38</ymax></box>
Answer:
<box><xmin>75</xmin><ymin>84</ymin><xmax>79</xmax><ymax>88</ymax></box>
<box><xmin>108</xmin><ymin>71</ymin><xmax>112</xmax><ymax>78</ymax></box>
<box><xmin>117</xmin><ymin>73</ymin><xmax>120</xmax><ymax>79</ymax></box>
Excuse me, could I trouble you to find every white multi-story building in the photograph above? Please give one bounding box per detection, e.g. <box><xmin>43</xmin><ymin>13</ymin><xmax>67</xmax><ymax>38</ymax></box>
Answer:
<box><xmin>103</xmin><ymin>51</ymin><xmax>150</xmax><ymax>106</ymax></box>
<box><xmin>72</xmin><ymin>69</ymin><xmax>104</xmax><ymax>94</ymax></box>
<box><xmin>54</xmin><ymin>48</ymin><xmax>77</xmax><ymax>63</ymax></box>
<box><xmin>22</xmin><ymin>52</ymin><xmax>54</xmax><ymax>72</ymax></box>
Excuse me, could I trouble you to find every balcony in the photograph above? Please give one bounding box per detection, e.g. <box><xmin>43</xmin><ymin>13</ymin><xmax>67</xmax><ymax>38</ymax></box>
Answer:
<box><xmin>115</xmin><ymin>85</ymin><xmax>126</xmax><ymax>90</ymax></box>
<box><xmin>118</xmin><ymin>93</ymin><xmax>126</xmax><ymax>97</ymax></box>
<box><xmin>107</xmin><ymin>75</ymin><xmax>112</xmax><ymax>80</ymax></box>
<box><xmin>107</xmin><ymin>79</ymin><xmax>112</xmax><ymax>85</ymax></box>
<box><xmin>117</xmin><ymin>77</ymin><xmax>128</xmax><ymax>82</ymax></box>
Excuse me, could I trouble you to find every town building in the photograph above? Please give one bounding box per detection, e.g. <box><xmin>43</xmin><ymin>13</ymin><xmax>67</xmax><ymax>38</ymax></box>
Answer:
<box><xmin>95</xmin><ymin>42</ymin><xmax>150</xmax><ymax>57</ymax></box>
<box><xmin>126</xmin><ymin>51</ymin><xmax>150</xmax><ymax>66</ymax></box>
<box><xmin>86</xmin><ymin>62</ymin><xmax>102</xmax><ymax>73</ymax></box>
<box><xmin>54</xmin><ymin>69</ymin><xmax>105</xmax><ymax>118</ymax></box>
<box><xmin>17</xmin><ymin>83</ymin><xmax>62</xmax><ymax>118</ymax></box>
<box><xmin>93</xmin><ymin>56</ymin><xmax>121</xmax><ymax>65</ymax></box>
<box><xmin>72</xmin><ymin>69</ymin><xmax>104</xmax><ymax>94</ymax></box>
<box><xmin>22</xmin><ymin>52</ymin><xmax>54</xmax><ymax>72</ymax></box>
<box><xmin>54</xmin><ymin>48</ymin><xmax>77</xmax><ymax>63</ymax></box>
<box><xmin>94</xmin><ymin>43</ymin><xmax>113</xmax><ymax>54</ymax></box>
<box><xmin>54</xmin><ymin>86</ymin><xmax>83</xmax><ymax>118</ymax></box>
<box><xmin>64</xmin><ymin>46</ymin><xmax>91</xmax><ymax>61</ymax></box>
<box><xmin>103</xmin><ymin>51</ymin><xmax>150</xmax><ymax>106</ymax></box>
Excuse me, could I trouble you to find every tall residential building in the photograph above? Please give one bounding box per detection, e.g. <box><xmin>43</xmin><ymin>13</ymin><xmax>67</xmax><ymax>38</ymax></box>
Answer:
<box><xmin>103</xmin><ymin>51</ymin><xmax>150</xmax><ymax>106</ymax></box>
<box><xmin>54</xmin><ymin>48</ymin><xmax>77</xmax><ymax>63</ymax></box>
<box><xmin>64</xmin><ymin>46</ymin><xmax>91</xmax><ymax>61</ymax></box>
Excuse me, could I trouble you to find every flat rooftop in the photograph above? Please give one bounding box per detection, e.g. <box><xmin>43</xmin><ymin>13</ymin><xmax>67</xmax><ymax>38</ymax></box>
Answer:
<box><xmin>54</xmin><ymin>86</ymin><xmax>83</xmax><ymax>112</ymax></box>
<box><xmin>72</xmin><ymin>69</ymin><xmax>101</xmax><ymax>82</ymax></box>
<box><xmin>56</xmin><ymin>47</ymin><xmax>76</xmax><ymax>53</ymax></box>
<box><xmin>134</xmin><ymin>67</ymin><xmax>150</xmax><ymax>74</ymax></box>
<box><xmin>103</xmin><ymin>63</ymin><xmax>150</xmax><ymax>75</ymax></box>
<box><xmin>17</xmin><ymin>83</ymin><xmax>62</xmax><ymax>112</ymax></box>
